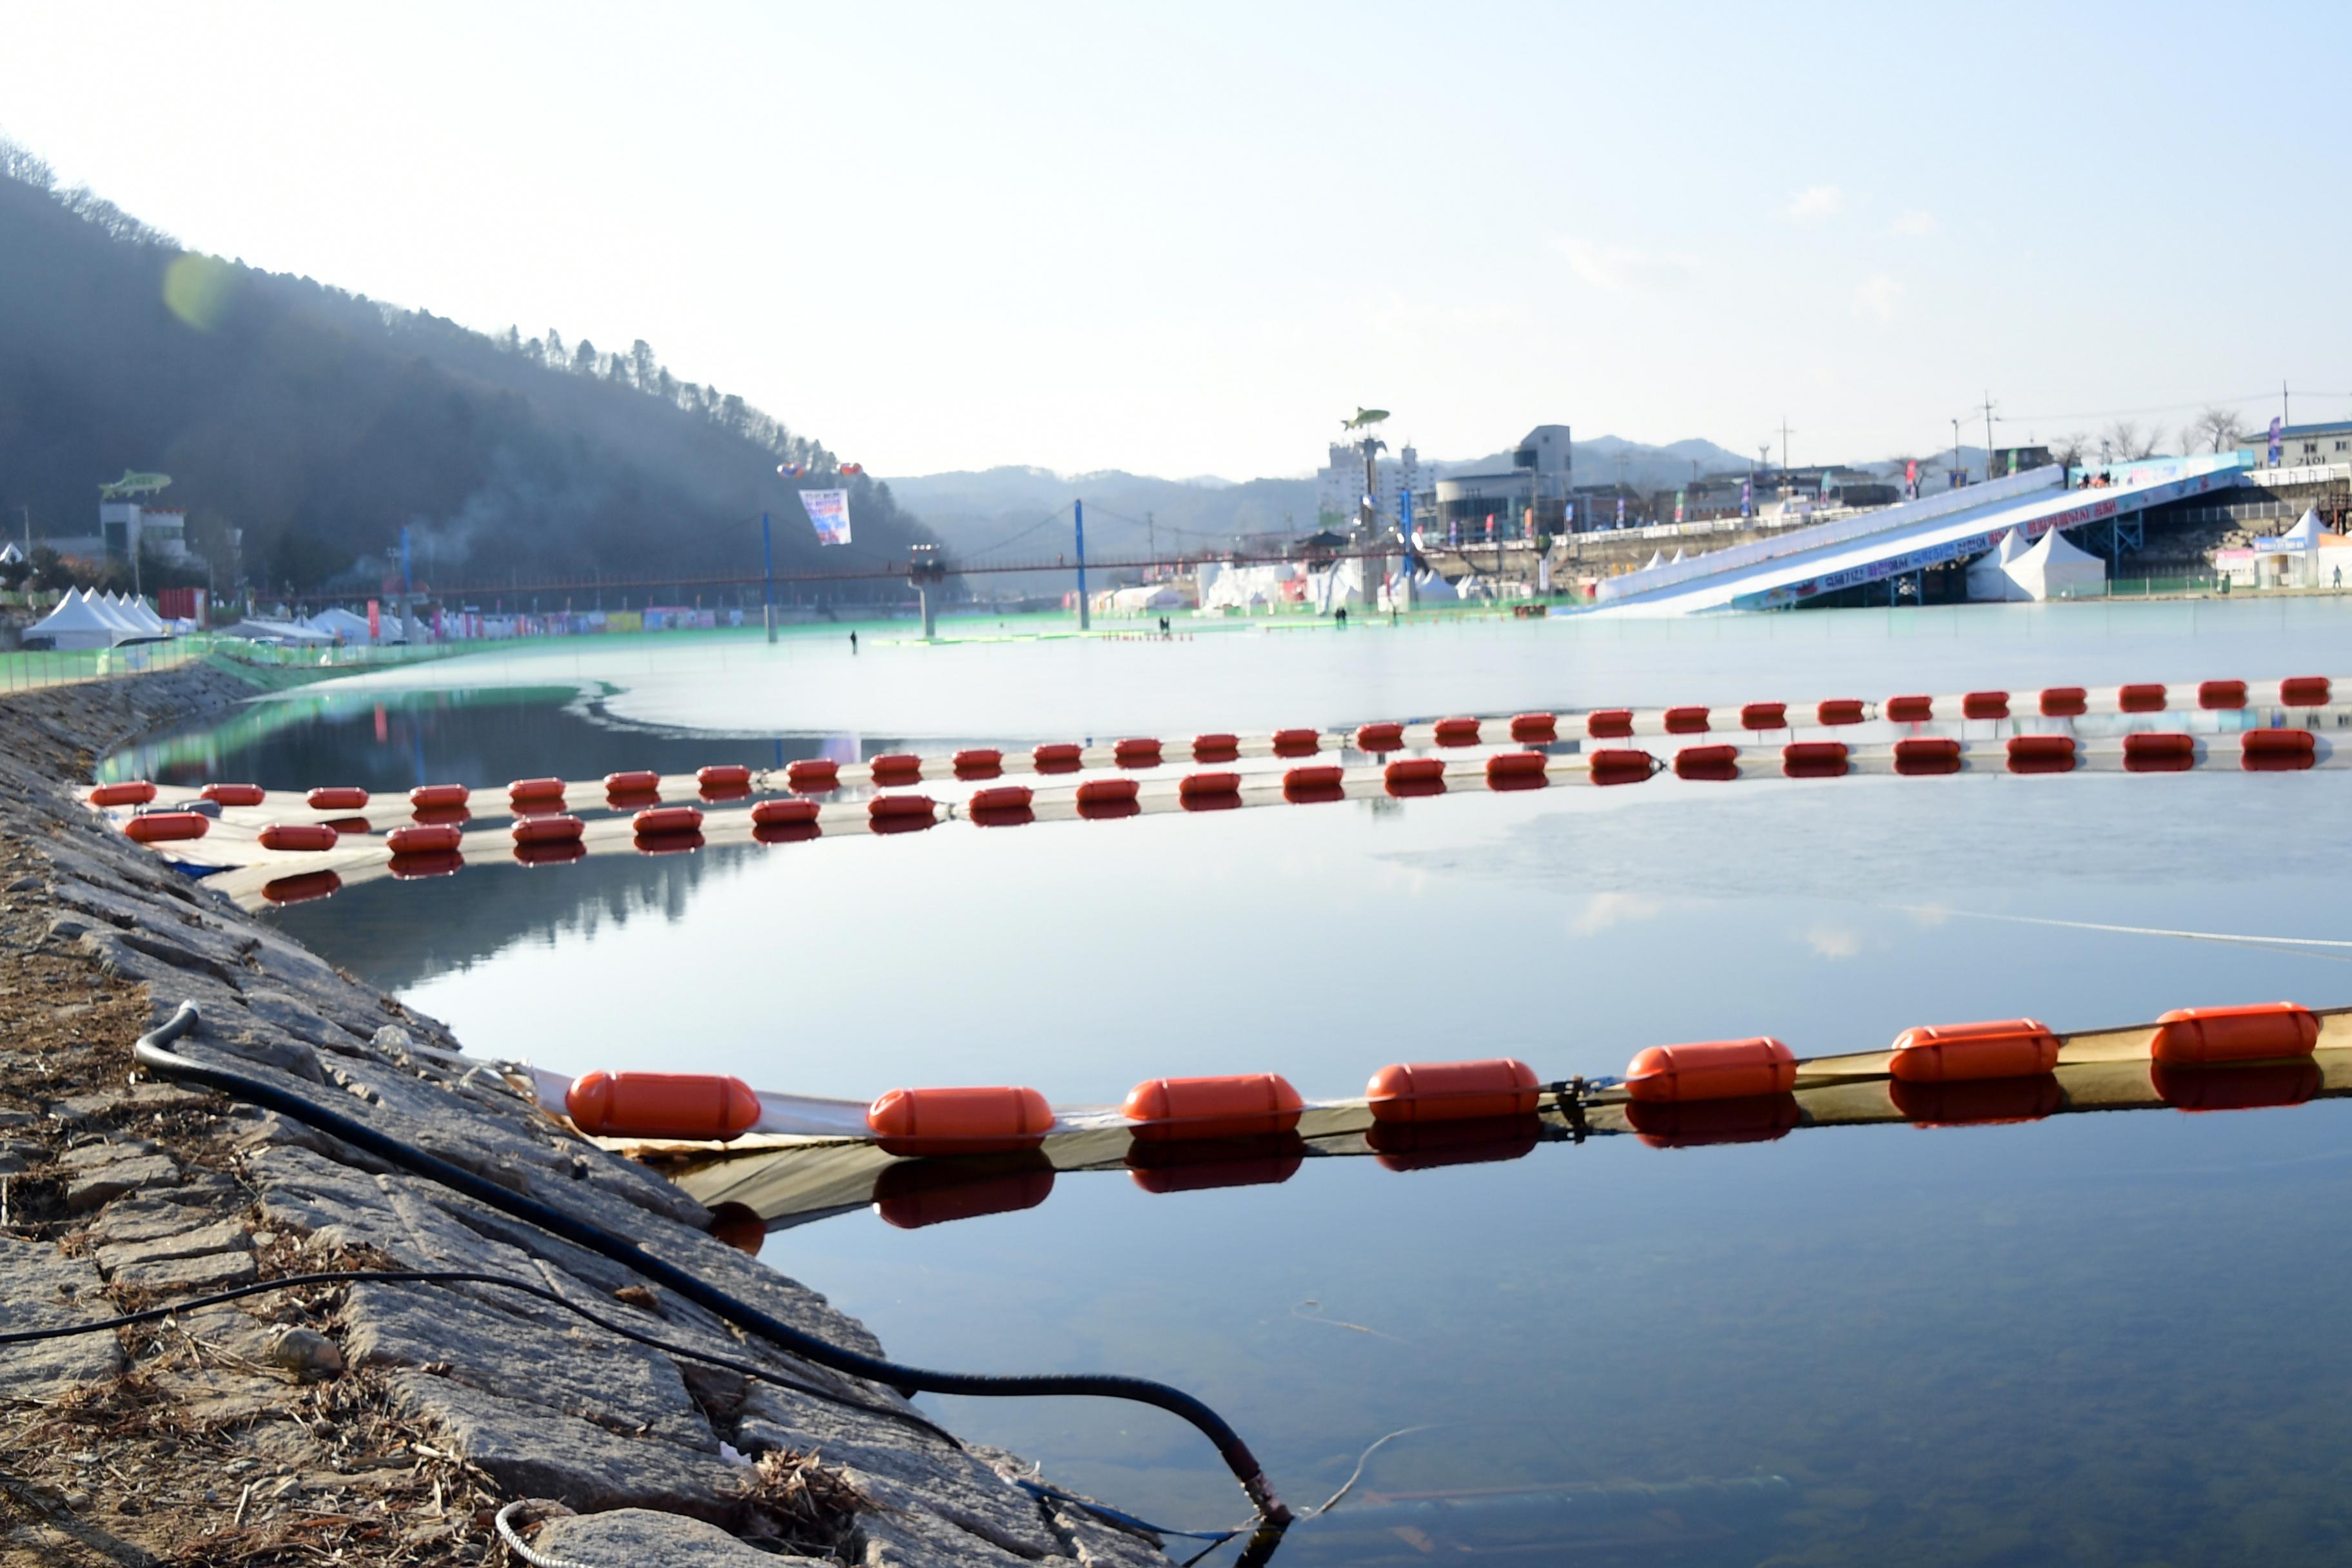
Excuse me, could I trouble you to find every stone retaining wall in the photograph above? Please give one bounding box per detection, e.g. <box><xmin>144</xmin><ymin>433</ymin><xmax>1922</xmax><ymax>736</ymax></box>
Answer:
<box><xmin>0</xmin><ymin>665</ymin><xmax>1168</xmax><ymax>1567</ymax></box>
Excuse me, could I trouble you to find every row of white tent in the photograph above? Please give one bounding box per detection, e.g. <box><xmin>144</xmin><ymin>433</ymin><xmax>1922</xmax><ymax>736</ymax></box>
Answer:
<box><xmin>1966</xmin><ymin>526</ymin><xmax>2106</xmax><ymax>602</ymax></box>
<box><xmin>22</xmin><ymin>587</ymin><xmax>182</xmax><ymax>650</ymax></box>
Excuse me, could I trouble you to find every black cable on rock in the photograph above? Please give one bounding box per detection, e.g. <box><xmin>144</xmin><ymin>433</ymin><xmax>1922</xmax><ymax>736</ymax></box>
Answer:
<box><xmin>0</xmin><ymin>1266</ymin><xmax>959</xmax><ymax>1447</ymax></box>
<box><xmin>133</xmin><ymin>1001</ymin><xmax>1292</xmax><ymax>1525</ymax></box>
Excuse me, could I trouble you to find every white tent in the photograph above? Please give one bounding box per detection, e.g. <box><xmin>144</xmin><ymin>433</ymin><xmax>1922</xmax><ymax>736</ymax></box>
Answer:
<box><xmin>2006</xmin><ymin>528</ymin><xmax>2106</xmax><ymax>602</ymax></box>
<box><xmin>93</xmin><ymin>594</ymin><xmax>152</xmax><ymax>638</ymax></box>
<box><xmin>0</xmin><ymin>542</ymin><xmax>22</xmax><ymax>565</ymax></box>
<box><xmin>220</xmin><ymin>616</ymin><xmax>333</xmax><ymax>645</ymax></box>
<box><xmin>1643</xmin><ymin>550</ymin><xmax>1666</xmax><ymax>570</ymax></box>
<box><xmin>2274</xmin><ymin>508</ymin><xmax>2323</xmax><ymax>551</ymax></box>
<box><xmin>24</xmin><ymin>588</ymin><xmax>125</xmax><ymax>650</ymax></box>
<box><xmin>121</xmin><ymin>595</ymin><xmax>167</xmax><ymax>634</ymax></box>
<box><xmin>1669</xmin><ymin>548</ymin><xmax>1687</xmax><ymax>564</ymax></box>
<box><xmin>1967</xmin><ymin>527</ymin><xmax>2033</xmax><ymax>602</ymax></box>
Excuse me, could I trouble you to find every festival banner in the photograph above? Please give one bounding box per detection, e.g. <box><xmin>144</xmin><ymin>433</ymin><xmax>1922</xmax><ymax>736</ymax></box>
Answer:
<box><xmin>800</xmin><ymin>489</ymin><xmax>853</xmax><ymax>546</ymax></box>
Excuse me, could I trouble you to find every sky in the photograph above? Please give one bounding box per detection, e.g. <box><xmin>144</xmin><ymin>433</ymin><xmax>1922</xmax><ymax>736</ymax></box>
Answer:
<box><xmin>3</xmin><ymin>1</ymin><xmax>2346</xmax><ymax>481</ymax></box>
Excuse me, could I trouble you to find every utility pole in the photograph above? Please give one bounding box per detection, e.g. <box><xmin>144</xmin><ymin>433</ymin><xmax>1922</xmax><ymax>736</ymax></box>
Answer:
<box><xmin>1952</xmin><ymin>418</ymin><xmax>1963</xmax><ymax>484</ymax></box>
<box><xmin>760</xmin><ymin>511</ymin><xmax>776</xmax><ymax>643</ymax></box>
<box><xmin>1073</xmin><ymin>499</ymin><xmax>1090</xmax><ymax>632</ymax></box>
<box><xmin>1981</xmin><ymin>391</ymin><xmax>1997</xmax><ymax>472</ymax></box>
<box><xmin>2284</xmin><ymin>378</ymin><xmax>2291</xmax><ymax>428</ymax></box>
<box><xmin>1780</xmin><ymin>417</ymin><xmax>1792</xmax><ymax>475</ymax></box>
<box><xmin>1146</xmin><ymin>511</ymin><xmax>1155</xmax><ymax>574</ymax></box>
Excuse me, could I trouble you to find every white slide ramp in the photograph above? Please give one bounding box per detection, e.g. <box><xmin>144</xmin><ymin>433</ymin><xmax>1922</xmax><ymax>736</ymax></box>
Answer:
<box><xmin>1591</xmin><ymin>455</ymin><xmax>2249</xmax><ymax>615</ymax></box>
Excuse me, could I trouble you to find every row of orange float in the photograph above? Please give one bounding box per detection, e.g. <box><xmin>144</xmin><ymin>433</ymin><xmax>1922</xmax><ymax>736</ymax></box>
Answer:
<box><xmin>100</xmin><ymin>671</ymin><xmax>2337</xmax><ymax>836</ymax></box>
<box><xmin>568</xmin><ymin>1000</ymin><xmax>2327</xmax><ymax>1144</ymax></box>
<box><xmin>565</xmin><ymin>999</ymin><xmax>2343</xmax><ymax>1236</ymax></box>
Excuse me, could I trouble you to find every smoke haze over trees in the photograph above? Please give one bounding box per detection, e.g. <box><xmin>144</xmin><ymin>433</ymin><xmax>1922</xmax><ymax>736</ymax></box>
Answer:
<box><xmin>0</xmin><ymin>135</ymin><xmax>936</xmax><ymax>599</ymax></box>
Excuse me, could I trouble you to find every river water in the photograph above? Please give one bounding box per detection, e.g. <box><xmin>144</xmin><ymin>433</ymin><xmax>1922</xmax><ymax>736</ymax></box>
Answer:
<box><xmin>113</xmin><ymin>601</ymin><xmax>2352</xmax><ymax>1565</ymax></box>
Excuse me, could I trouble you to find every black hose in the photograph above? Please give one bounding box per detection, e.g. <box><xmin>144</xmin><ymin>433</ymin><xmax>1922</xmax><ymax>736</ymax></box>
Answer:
<box><xmin>135</xmin><ymin>1001</ymin><xmax>1291</xmax><ymax>1524</ymax></box>
<box><xmin>0</xmin><ymin>1267</ymin><xmax>959</xmax><ymax>1447</ymax></box>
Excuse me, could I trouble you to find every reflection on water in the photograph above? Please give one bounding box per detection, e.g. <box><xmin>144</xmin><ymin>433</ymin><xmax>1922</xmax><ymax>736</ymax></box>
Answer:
<box><xmin>113</xmin><ymin>603</ymin><xmax>2352</xmax><ymax>1565</ymax></box>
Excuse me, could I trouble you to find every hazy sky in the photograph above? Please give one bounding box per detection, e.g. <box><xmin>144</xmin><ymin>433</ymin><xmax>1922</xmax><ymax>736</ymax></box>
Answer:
<box><xmin>4</xmin><ymin>2</ymin><xmax>2344</xmax><ymax>480</ymax></box>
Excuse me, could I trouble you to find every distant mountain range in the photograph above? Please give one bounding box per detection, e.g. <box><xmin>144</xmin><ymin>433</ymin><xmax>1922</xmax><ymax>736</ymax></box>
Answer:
<box><xmin>886</xmin><ymin>435</ymin><xmax>1763</xmax><ymax>578</ymax></box>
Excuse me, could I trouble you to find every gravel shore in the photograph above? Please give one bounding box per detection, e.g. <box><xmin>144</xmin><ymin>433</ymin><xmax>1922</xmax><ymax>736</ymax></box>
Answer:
<box><xmin>0</xmin><ymin>664</ymin><xmax>1166</xmax><ymax>1568</ymax></box>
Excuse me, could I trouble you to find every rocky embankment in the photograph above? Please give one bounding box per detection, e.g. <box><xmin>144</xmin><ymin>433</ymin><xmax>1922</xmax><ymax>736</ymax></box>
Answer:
<box><xmin>0</xmin><ymin>665</ymin><xmax>1165</xmax><ymax>1567</ymax></box>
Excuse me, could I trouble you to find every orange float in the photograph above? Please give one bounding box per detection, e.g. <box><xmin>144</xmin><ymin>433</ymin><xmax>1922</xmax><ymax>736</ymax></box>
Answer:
<box><xmin>1673</xmin><ymin>744</ymin><xmax>1739</xmax><ymax>781</ymax></box>
<box><xmin>124</xmin><ymin>812</ymin><xmax>208</xmax><ymax>843</ymax></box>
<box><xmin>1963</xmin><ymin>691</ymin><xmax>2010</xmax><ymax>720</ymax></box>
<box><xmin>968</xmin><ymin>785</ymin><xmax>1032</xmax><ymax>813</ymax></box>
<box><xmin>1354</xmin><ymin>721</ymin><xmax>1404</xmax><ymax>752</ymax></box>
<box><xmin>306</xmin><ymin>786</ymin><xmax>368</xmax><ymax>811</ymax></box>
<box><xmin>1739</xmin><ymin>702</ymin><xmax>1786</xmax><ymax>730</ymax></box>
<box><xmin>1894</xmin><ymin>737</ymin><xmax>1962</xmax><ymax>775</ymax></box>
<box><xmin>1033</xmin><ymin>742</ymin><xmax>1083</xmax><ymax>773</ymax></box>
<box><xmin>632</xmin><ymin>805</ymin><xmax>704</xmax><ymax>836</ymax></box>
<box><xmin>201</xmin><ymin>783</ymin><xmax>266</xmax><ymax>807</ymax></box>
<box><xmin>1113</xmin><ymin>738</ymin><xmax>1162</xmax><ymax>768</ymax></box>
<box><xmin>1271</xmin><ymin>728</ymin><xmax>1320</xmax><ymax>757</ymax></box>
<box><xmin>2117</xmin><ymin>683</ymin><xmax>2166</xmax><ymax>713</ymax></box>
<box><xmin>1365</xmin><ymin>1059</ymin><xmax>1540</xmax><ymax>1123</ymax></box>
<box><xmin>1282</xmin><ymin>765</ymin><xmax>1344</xmax><ymax>794</ymax></box>
<box><xmin>1122</xmin><ymin>1073</ymin><xmax>1302</xmax><ymax>1141</ymax></box>
<box><xmin>1193</xmin><ymin>733</ymin><xmax>1241</xmax><ymax>762</ymax></box>
<box><xmin>1624</xmin><ymin>1037</ymin><xmax>1796</xmax><ymax>1102</ymax></box>
<box><xmin>509</xmin><ymin>777</ymin><xmax>567</xmax><ymax>807</ymax></box>
<box><xmin>1782</xmin><ymin>740</ymin><xmax>1848</xmax><ymax>778</ymax></box>
<box><xmin>1075</xmin><ymin>778</ymin><xmax>1139</xmax><ymax>807</ymax></box>
<box><xmin>261</xmin><ymin>870</ymin><xmax>340</xmax><ymax>905</ymax></box>
<box><xmin>409</xmin><ymin>783</ymin><xmax>469</xmax><ymax>810</ymax></box>
<box><xmin>89</xmin><ymin>780</ymin><xmax>158</xmax><ymax>807</ymax></box>
<box><xmin>1662</xmin><ymin>706</ymin><xmax>1709</xmax><ymax>734</ymax></box>
<box><xmin>1888</xmin><ymin>1019</ymin><xmax>2059</xmax><ymax>1083</ymax></box>
<box><xmin>1485</xmin><ymin>752</ymin><xmax>1547</xmax><ymax>787</ymax></box>
<box><xmin>696</xmin><ymin>765</ymin><xmax>752</xmax><ymax>790</ymax></box>
<box><xmin>749</xmin><ymin>796</ymin><xmax>818</xmax><ymax>828</ymax></box>
<box><xmin>1816</xmin><ymin>700</ymin><xmax>1864</xmax><ymax>726</ymax></box>
<box><xmin>1885</xmin><ymin>694</ymin><xmax>1932</xmax><ymax>723</ymax></box>
<box><xmin>868</xmin><ymin>754</ymin><xmax>923</xmax><ymax>785</ymax></box>
<box><xmin>952</xmin><ymin>749</ymin><xmax>1003</xmax><ymax>779</ymax></box>
<box><xmin>259</xmin><ymin>823</ymin><xmax>340</xmax><ymax>852</ymax></box>
<box><xmin>2122</xmin><ymin>732</ymin><xmax>2195</xmax><ymax>772</ymax></box>
<box><xmin>1587</xmin><ymin>709</ymin><xmax>1635</xmax><ymax>738</ymax></box>
<box><xmin>2039</xmin><ymin>686</ymin><xmax>2088</xmax><ymax>717</ymax></box>
<box><xmin>2148</xmin><ymin>1003</ymin><xmax>2318</xmax><ymax>1064</ymax></box>
<box><xmin>566</xmin><ymin>1071</ymin><xmax>761</xmax><ymax>1142</ymax></box>
<box><xmin>603</xmin><ymin>770</ymin><xmax>660</xmax><ymax>795</ymax></box>
<box><xmin>511</xmin><ymin>814</ymin><xmax>585</xmax><ymax>844</ymax></box>
<box><xmin>2006</xmin><ymin>734</ymin><xmax>2076</xmax><ymax>773</ymax></box>
<box><xmin>386</xmin><ymin>823</ymin><xmax>462</xmax><ymax>856</ymax></box>
<box><xmin>868</xmin><ymin>794</ymin><xmax>937</xmax><ymax>823</ymax></box>
<box><xmin>2198</xmin><ymin>679</ymin><xmax>2246</xmax><ymax>710</ymax></box>
<box><xmin>1179</xmin><ymin>771</ymin><xmax>1241</xmax><ymax>798</ymax></box>
<box><xmin>866</xmin><ymin>1086</ymin><xmax>1054</xmax><ymax>1155</ymax></box>
<box><xmin>1384</xmin><ymin>758</ymin><xmax>1445</xmax><ymax>787</ymax></box>
<box><xmin>786</xmin><ymin>758</ymin><xmax>840</xmax><ymax>791</ymax></box>
<box><xmin>2242</xmin><ymin>729</ymin><xmax>2316</xmax><ymax>770</ymax></box>
<box><xmin>1587</xmin><ymin>747</ymin><xmax>1655</xmax><ymax>786</ymax></box>
<box><xmin>2280</xmin><ymin>676</ymin><xmax>2331</xmax><ymax>707</ymax></box>
<box><xmin>1509</xmin><ymin>712</ymin><xmax>1558</xmax><ymax>742</ymax></box>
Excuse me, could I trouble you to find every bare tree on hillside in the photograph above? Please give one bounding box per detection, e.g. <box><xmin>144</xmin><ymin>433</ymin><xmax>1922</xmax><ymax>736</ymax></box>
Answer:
<box><xmin>2102</xmin><ymin>419</ymin><xmax>2160</xmax><ymax>462</ymax></box>
<box><xmin>2192</xmin><ymin>406</ymin><xmax>2248</xmax><ymax>453</ymax></box>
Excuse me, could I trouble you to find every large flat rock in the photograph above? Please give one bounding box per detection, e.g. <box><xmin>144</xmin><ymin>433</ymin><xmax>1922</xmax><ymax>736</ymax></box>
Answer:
<box><xmin>533</xmin><ymin>1509</ymin><xmax>826</xmax><ymax>1565</ymax></box>
<box><xmin>0</xmin><ymin>1235</ymin><xmax>125</xmax><ymax>1400</ymax></box>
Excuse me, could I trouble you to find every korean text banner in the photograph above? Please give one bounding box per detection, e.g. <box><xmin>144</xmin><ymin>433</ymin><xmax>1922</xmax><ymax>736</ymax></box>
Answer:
<box><xmin>799</xmin><ymin>489</ymin><xmax>852</xmax><ymax>546</ymax></box>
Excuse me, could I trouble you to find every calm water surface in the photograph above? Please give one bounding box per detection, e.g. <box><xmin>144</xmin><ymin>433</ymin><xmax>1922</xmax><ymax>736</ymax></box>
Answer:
<box><xmin>118</xmin><ymin>603</ymin><xmax>2352</xmax><ymax>1563</ymax></box>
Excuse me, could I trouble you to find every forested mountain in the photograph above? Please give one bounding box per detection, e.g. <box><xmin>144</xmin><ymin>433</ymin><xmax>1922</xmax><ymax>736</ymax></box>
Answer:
<box><xmin>0</xmin><ymin>137</ymin><xmax>934</xmax><ymax>598</ymax></box>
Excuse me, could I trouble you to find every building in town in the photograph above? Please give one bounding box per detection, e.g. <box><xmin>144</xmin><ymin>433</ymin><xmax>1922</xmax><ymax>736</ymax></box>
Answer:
<box><xmin>1431</xmin><ymin>424</ymin><xmax>1573</xmax><ymax>539</ymax></box>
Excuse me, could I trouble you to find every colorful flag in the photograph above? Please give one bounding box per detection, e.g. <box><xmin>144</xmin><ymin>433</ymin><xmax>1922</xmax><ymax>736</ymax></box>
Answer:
<box><xmin>2268</xmin><ymin>417</ymin><xmax>2283</xmax><ymax>467</ymax></box>
<box><xmin>839</xmin><ymin>462</ymin><xmax>865</xmax><ymax>476</ymax></box>
<box><xmin>800</xmin><ymin>489</ymin><xmax>853</xmax><ymax>546</ymax></box>
<box><xmin>776</xmin><ymin>462</ymin><xmax>806</xmax><ymax>479</ymax></box>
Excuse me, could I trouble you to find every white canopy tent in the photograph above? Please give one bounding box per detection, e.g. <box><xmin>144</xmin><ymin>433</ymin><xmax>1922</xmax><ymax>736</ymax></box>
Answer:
<box><xmin>24</xmin><ymin>588</ymin><xmax>126</xmax><ymax>650</ymax></box>
<box><xmin>1966</xmin><ymin>527</ymin><xmax>2032</xmax><ymax>602</ymax></box>
<box><xmin>2006</xmin><ymin>527</ymin><xmax>2107</xmax><ymax>601</ymax></box>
